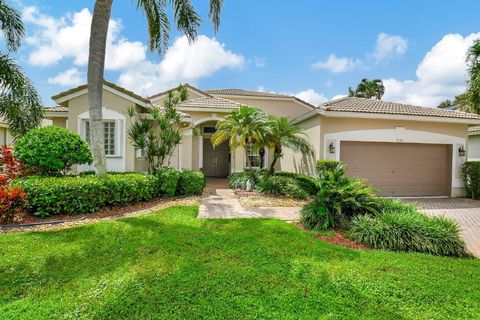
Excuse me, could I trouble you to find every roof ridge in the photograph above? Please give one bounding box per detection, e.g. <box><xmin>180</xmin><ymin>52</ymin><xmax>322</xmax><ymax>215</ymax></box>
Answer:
<box><xmin>147</xmin><ymin>83</ymin><xmax>212</xmax><ymax>100</ymax></box>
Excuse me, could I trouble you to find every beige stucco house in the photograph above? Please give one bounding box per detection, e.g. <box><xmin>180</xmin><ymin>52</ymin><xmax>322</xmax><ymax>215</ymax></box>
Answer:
<box><xmin>44</xmin><ymin>81</ymin><xmax>480</xmax><ymax>197</ymax></box>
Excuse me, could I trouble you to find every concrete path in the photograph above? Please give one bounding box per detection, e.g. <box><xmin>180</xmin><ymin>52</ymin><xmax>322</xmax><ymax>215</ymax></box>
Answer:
<box><xmin>198</xmin><ymin>178</ymin><xmax>300</xmax><ymax>221</ymax></box>
<box><xmin>407</xmin><ymin>198</ymin><xmax>480</xmax><ymax>258</ymax></box>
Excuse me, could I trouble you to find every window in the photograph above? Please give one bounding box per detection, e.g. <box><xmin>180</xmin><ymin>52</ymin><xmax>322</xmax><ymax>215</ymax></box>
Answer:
<box><xmin>245</xmin><ymin>144</ymin><xmax>264</xmax><ymax>168</ymax></box>
<box><xmin>85</xmin><ymin>120</ymin><xmax>116</xmax><ymax>156</ymax></box>
<box><xmin>202</xmin><ymin>126</ymin><xmax>216</xmax><ymax>134</ymax></box>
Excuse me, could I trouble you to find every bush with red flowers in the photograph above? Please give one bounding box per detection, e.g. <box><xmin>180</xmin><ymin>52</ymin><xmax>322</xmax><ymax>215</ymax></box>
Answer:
<box><xmin>0</xmin><ymin>145</ymin><xmax>26</xmax><ymax>222</ymax></box>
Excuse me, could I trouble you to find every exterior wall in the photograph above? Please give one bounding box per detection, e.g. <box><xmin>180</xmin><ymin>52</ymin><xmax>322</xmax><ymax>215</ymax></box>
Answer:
<box><xmin>50</xmin><ymin>117</ymin><xmax>67</xmax><ymax>127</ymax></box>
<box><xmin>468</xmin><ymin>134</ymin><xmax>480</xmax><ymax>160</ymax></box>
<box><xmin>320</xmin><ymin>117</ymin><xmax>468</xmax><ymax>197</ymax></box>
<box><xmin>0</xmin><ymin>127</ymin><xmax>13</xmax><ymax>145</ymax></box>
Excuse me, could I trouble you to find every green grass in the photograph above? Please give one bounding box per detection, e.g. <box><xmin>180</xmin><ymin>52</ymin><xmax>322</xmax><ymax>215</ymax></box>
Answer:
<box><xmin>1</xmin><ymin>206</ymin><xmax>479</xmax><ymax>319</ymax></box>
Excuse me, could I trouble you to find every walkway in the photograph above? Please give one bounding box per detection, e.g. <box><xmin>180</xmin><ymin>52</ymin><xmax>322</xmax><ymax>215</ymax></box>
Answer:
<box><xmin>198</xmin><ymin>178</ymin><xmax>300</xmax><ymax>221</ymax></box>
<box><xmin>407</xmin><ymin>198</ymin><xmax>480</xmax><ymax>258</ymax></box>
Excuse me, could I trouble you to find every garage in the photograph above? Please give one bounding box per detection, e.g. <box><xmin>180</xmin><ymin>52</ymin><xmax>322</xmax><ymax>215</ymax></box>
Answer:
<box><xmin>340</xmin><ymin>141</ymin><xmax>452</xmax><ymax>197</ymax></box>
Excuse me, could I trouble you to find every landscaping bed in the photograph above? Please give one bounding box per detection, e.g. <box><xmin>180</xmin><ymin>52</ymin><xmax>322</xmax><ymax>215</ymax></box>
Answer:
<box><xmin>235</xmin><ymin>190</ymin><xmax>307</xmax><ymax>207</ymax></box>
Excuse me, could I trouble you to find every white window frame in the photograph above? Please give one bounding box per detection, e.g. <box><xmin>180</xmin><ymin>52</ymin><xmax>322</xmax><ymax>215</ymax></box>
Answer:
<box><xmin>83</xmin><ymin>119</ymin><xmax>121</xmax><ymax>158</ymax></box>
<box><xmin>245</xmin><ymin>144</ymin><xmax>264</xmax><ymax>169</ymax></box>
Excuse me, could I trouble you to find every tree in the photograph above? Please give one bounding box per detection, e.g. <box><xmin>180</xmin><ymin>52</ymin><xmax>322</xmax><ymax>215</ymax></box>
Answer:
<box><xmin>211</xmin><ymin>106</ymin><xmax>272</xmax><ymax>171</ymax></box>
<box><xmin>466</xmin><ymin>39</ymin><xmax>480</xmax><ymax>114</ymax></box>
<box><xmin>348</xmin><ymin>78</ymin><xmax>385</xmax><ymax>100</ymax></box>
<box><xmin>265</xmin><ymin>117</ymin><xmax>314</xmax><ymax>176</ymax></box>
<box><xmin>88</xmin><ymin>0</ymin><xmax>223</xmax><ymax>177</ymax></box>
<box><xmin>128</xmin><ymin>86</ymin><xmax>187</xmax><ymax>173</ymax></box>
<box><xmin>0</xmin><ymin>1</ymin><xmax>43</xmax><ymax>137</ymax></box>
<box><xmin>437</xmin><ymin>99</ymin><xmax>455</xmax><ymax>108</ymax></box>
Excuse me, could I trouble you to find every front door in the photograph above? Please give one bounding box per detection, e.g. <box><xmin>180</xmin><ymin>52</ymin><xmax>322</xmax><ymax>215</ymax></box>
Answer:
<box><xmin>203</xmin><ymin>139</ymin><xmax>230</xmax><ymax>177</ymax></box>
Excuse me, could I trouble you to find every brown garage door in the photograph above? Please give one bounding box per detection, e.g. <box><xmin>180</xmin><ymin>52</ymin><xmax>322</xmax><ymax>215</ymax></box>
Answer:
<box><xmin>340</xmin><ymin>141</ymin><xmax>452</xmax><ymax>197</ymax></box>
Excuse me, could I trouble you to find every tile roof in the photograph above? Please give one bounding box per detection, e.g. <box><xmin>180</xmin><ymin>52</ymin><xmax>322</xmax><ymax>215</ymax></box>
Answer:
<box><xmin>321</xmin><ymin>97</ymin><xmax>480</xmax><ymax>120</ymax></box>
<box><xmin>51</xmin><ymin>80</ymin><xmax>150</xmax><ymax>104</ymax></box>
<box><xmin>205</xmin><ymin>88</ymin><xmax>293</xmax><ymax>99</ymax></box>
<box><xmin>43</xmin><ymin>106</ymin><xmax>68</xmax><ymax>112</ymax></box>
<box><xmin>469</xmin><ymin>126</ymin><xmax>480</xmax><ymax>133</ymax></box>
<box><xmin>177</xmin><ymin>97</ymin><xmax>242</xmax><ymax>110</ymax></box>
<box><xmin>148</xmin><ymin>83</ymin><xmax>212</xmax><ymax>100</ymax></box>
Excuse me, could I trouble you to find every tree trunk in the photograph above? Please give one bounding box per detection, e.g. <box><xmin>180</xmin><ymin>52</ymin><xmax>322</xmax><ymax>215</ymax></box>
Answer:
<box><xmin>87</xmin><ymin>0</ymin><xmax>112</xmax><ymax>177</ymax></box>
<box><xmin>267</xmin><ymin>146</ymin><xmax>281</xmax><ymax>177</ymax></box>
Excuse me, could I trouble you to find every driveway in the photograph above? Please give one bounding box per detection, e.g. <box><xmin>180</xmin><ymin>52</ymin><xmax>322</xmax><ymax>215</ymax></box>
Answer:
<box><xmin>406</xmin><ymin>198</ymin><xmax>480</xmax><ymax>258</ymax></box>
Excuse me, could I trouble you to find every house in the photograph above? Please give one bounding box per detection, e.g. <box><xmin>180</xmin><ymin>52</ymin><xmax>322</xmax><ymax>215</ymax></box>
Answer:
<box><xmin>44</xmin><ymin>81</ymin><xmax>480</xmax><ymax>197</ymax></box>
<box><xmin>468</xmin><ymin>126</ymin><xmax>480</xmax><ymax>160</ymax></box>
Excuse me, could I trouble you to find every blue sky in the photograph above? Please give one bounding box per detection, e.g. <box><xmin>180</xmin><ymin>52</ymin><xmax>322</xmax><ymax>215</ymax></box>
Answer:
<box><xmin>11</xmin><ymin>0</ymin><xmax>480</xmax><ymax>106</ymax></box>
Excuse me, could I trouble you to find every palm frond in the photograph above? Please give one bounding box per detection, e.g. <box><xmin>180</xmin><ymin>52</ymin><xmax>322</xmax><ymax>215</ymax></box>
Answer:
<box><xmin>209</xmin><ymin>0</ymin><xmax>223</xmax><ymax>32</ymax></box>
<box><xmin>0</xmin><ymin>1</ymin><xmax>24</xmax><ymax>52</ymax></box>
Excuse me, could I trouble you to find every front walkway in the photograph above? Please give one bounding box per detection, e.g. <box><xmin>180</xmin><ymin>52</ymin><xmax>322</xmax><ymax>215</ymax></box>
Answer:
<box><xmin>198</xmin><ymin>178</ymin><xmax>300</xmax><ymax>221</ymax></box>
<box><xmin>407</xmin><ymin>198</ymin><xmax>480</xmax><ymax>258</ymax></box>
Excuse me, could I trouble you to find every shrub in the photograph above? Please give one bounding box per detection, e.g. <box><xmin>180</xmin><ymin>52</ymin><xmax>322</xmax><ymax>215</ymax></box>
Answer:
<box><xmin>14</xmin><ymin>173</ymin><xmax>157</xmax><ymax>216</ymax></box>
<box><xmin>273</xmin><ymin>171</ymin><xmax>318</xmax><ymax>195</ymax></box>
<box><xmin>0</xmin><ymin>145</ymin><xmax>25</xmax><ymax>181</ymax></box>
<box><xmin>462</xmin><ymin>161</ymin><xmax>480</xmax><ymax>199</ymax></box>
<box><xmin>316</xmin><ymin>160</ymin><xmax>345</xmax><ymax>178</ymax></box>
<box><xmin>257</xmin><ymin>176</ymin><xmax>309</xmax><ymax>199</ymax></box>
<box><xmin>228</xmin><ymin>171</ymin><xmax>258</xmax><ymax>190</ymax></box>
<box><xmin>301</xmin><ymin>166</ymin><xmax>380</xmax><ymax>230</ymax></box>
<box><xmin>0</xmin><ymin>185</ymin><xmax>25</xmax><ymax>222</ymax></box>
<box><xmin>14</xmin><ymin>126</ymin><xmax>93</xmax><ymax>176</ymax></box>
<box><xmin>348</xmin><ymin>200</ymin><xmax>469</xmax><ymax>257</ymax></box>
<box><xmin>176</xmin><ymin>170</ymin><xmax>205</xmax><ymax>196</ymax></box>
<box><xmin>154</xmin><ymin>167</ymin><xmax>180</xmax><ymax>197</ymax></box>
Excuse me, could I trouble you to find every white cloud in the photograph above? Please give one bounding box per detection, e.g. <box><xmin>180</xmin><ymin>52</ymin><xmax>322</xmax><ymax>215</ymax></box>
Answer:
<box><xmin>311</xmin><ymin>54</ymin><xmax>361</xmax><ymax>73</ymax></box>
<box><xmin>372</xmin><ymin>33</ymin><xmax>408</xmax><ymax>61</ymax></box>
<box><xmin>47</xmin><ymin>68</ymin><xmax>84</xmax><ymax>86</ymax></box>
<box><xmin>331</xmin><ymin>94</ymin><xmax>347</xmax><ymax>101</ymax></box>
<box><xmin>294</xmin><ymin>89</ymin><xmax>327</xmax><ymax>106</ymax></box>
<box><xmin>23</xmin><ymin>7</ymin><xmax>146</xmax><ymax>70</ymax></box>
<box><xmin>383</xmin><ymin>33</ymin><xmax>480</xmax><ymax>106</ymax></box>
<box><xmin>118</xmin><ymin>35</ymin><xmax>245</xmax><ymax>95</ymax></box>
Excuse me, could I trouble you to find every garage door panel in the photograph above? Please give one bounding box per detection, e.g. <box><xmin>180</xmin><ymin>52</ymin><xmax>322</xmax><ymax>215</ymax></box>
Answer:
<box><xmin>340</xmin><ymin>141</ymin><xmax>451</xmax><ymax>197</ymax></box>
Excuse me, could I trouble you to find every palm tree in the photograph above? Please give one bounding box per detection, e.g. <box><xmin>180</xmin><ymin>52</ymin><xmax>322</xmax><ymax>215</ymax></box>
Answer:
<box><xmin>211</xmin><ymin>106</ymin><xmax>272</xmax><ymax>171</ymax></box>
<box><xmin>88</xmin><ymin>0</ymin><xmax>223</xmax><ymax>177</ymax></box>
<box><xmin>0</xmin><ymin>1</ymin><xmax>43</xmax><ymax>137</ymax></box>
<box><xmin>265</xmin><ymin>117</ymin><xmax>314</xmax><ymax>176</ymax></box>
<box><xmin>348</xmin><ymin>78</ymin><xmax>385</xmax><ymax>100</ymax></box>
<box><xmin>466</xmin><ymin>39</ymin><xmax>480</xmax><ymax>114</ymax></box>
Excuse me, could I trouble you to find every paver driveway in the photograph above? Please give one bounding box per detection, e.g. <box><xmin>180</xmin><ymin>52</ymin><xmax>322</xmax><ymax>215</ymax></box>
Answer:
<box><xmin>406</xmin><ymin>198</ymin><xmax>480</xmax><ymax>258</ymax></box>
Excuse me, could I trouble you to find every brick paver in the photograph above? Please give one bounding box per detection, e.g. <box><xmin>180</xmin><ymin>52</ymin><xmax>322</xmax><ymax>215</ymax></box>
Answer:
<box><xmin>406</xmin><ymin>198</ymin><xmax>480</xmax><ymax>258</ymax></box>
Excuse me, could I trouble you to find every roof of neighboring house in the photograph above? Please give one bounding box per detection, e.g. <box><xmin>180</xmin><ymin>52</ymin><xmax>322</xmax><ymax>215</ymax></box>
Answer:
<box><xmin>320</xmin><ymin>97</ymin><xmax>480</xmax><ymax>120</ymax></box>
<box><xmin>51</xmin><ymin>80</ymin><xmax>150</xmax><ymax>104</ymax></box>
<box><xmin>43</xmin><ymin>106</ymin><xmax>68</xmax><ymax>112</ymax></box>
<box><xmin>147</xmin><ymin>83</ymin><xmax>212</xmax><ymax>100</ymax></box>
<box><xmin>177</xmin><ymin>97</ymin><xmax>242</xmax><ymax>110</ymax></box>
<box><xmin>205</xmin><ymin>88</ymin><xmax>293</xmax><ymax>99</ymax></box>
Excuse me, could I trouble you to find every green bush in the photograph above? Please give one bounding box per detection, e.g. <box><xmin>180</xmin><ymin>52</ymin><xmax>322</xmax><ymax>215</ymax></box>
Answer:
<box><xmin>301</xmin><ymin>166</ymin><xmax>380</xmax><ymax>230</ymax></box>
<box><xmin>257</xmin><ymin>176</ymin><xmax>309</xmax><ymax>199</ymax></box>
<box><xmin>228</xmin><ymin>171</ymin><xmax>259</xmax><ymax>190</ymax></box>
<box><xmin>273</xmin><ymin>171</ymin><xmax>318</xmax><ymax>195</ymax></box>
<box><xmin>348</xmin><ymin>200</ymin><xmax>469</xmax><ymax>257</ymax></box>
<box><xmin>316</xmin><ymin>160</ymin><xmax>345</xmax><ymax>178</ymax></box>
<box><xmin>462</xmin><ymin>161</ymin><xmax>480</xmax><ymax>199</ymax></box>
<box><xmin>14</xmin><ymin>173</ymin><xmax>157</xmax><ymax>216</ymax></box>
<box><xmin>14</xmin><ymin>126</ymin><xmax>93</xmax><ymax>176</ymax></box>
<box><xmin>176</xmin><ymin>170</ymin><xmax>205</xmax><ymax>196</ymax></box>
<box><xmin>154</xmin><ymin>167</ymin><xmax>180</xmax><ymax>197</ymax></box>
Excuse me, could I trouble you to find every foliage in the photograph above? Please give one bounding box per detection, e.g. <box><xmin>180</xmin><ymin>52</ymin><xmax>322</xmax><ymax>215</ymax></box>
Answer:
<box><xmin>154</xmin><ymin>167</ymin><xmax>180</xmax><ymax>197</ymax></box>
<box><xmin>176</xmin><ymin>170</ymin><xmax>205</xmax><ymax>196</ymax></box>
<box><xmin>466</xmin><ymin>38</ymin><xmax>480</xmax><ymax>113</ymax></box>
<box><xmin>0</xmin><ymin>184</ymin><xmax>25</xmax><ymax>222</ymax></box>
<box><xmin>0</xmin><ymin>145</ymin><xmax>24</xmax><ymax>182</ymax></box>
<box><xmin>14</xmin><ymin>173</ymin><xmax>157</xmax><ymax>216</ymax></box>
<box><xmin>348</xmin><ymin>199</ymin><xmax>469</xmax><ymax>257</ymax></box>
<box><xmin>256</xmin><ymin>176</ymin><xmax>309</xmax><ymax>199</ymax></box>
<box><xmin>301</xmin><ymin>166</ymin><xmax>380</xmax><ymax>230</ymax></box>
<box><xmin>128</xmin><ymin>86</ymin><xmax>186</xmax><ymax>173</ymax></box>
<box><xmin>348</xmin><ymin>78</ymin><xmax>385</xmax><ymax>100</ymax></box>
<box><xmin>264</xmin><ymin>117</ymin><xmax>314</xmax><ymax>175</ymax></box>
<box><xmin>437</xmin><ymin>99</ymin><xmax>455</xmax><ymax>108</ymax></box>
<box><xmin>228</xmin><ymin>171</ymin><xmax>259</xmax><ymax>190</ymax></box>
<box><xmin>316</xmin><ymin>159</ymin><xmax>345</xmax><ymax>178</ymax></box>
<box><xmin>273</xmin><ymin>171</ymin><xmax>318</xmax><ymax>195</ymax></box>
<box><xmin>437</xmin><ymin>93</ymin><xmax>474</xmax><ymax>112</ymax></box>
<box><xmin>461</xmin><ymin>161</ymin><xmax>480</xmax><ymax>199</ymax></box>
<box><xmin>1</xmin><ymin>206</ymin><xmax>479</xmax><ymax>319</ymax></box>
<box><xmin>211</xmin><ymin>106</ymin><xmax>272</xmax><ymax>170</ymax></box>
<box><xmin>14</xmin><ymin>126</ymin><xmax>93</xmax><ymax>176</ymax></box>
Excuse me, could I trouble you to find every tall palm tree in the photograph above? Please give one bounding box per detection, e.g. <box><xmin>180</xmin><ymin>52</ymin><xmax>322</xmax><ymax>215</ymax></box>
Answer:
<box><xmin>466</xmin><ymin>39</ymin><xmax>480</xmax><ymax>114</ymax></box>
<box><xmin>88</xmin><ymin>0</ymin><xmax>223</xmax><ymax>177</ymax></box>
<box><xmin>0</xmin><ymin>1</ymin><xmax>43</xmax><ymax>137</ymax></box>
<box><xmin>348</xmin><ymin>78</ymin><xmax>385</xmax><ymax>100</ymax></box>
<box><xmin>265</xmin><ymin>117</ymin><xmax>314</xmax><ymax>176</ymax></box>
<box><xmin>211</xmin><ymin>106</ymin><xmax>272</xmax><ymax>171</ymax></box>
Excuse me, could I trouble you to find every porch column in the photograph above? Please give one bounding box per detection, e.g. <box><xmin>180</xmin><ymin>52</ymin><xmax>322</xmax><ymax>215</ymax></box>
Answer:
<box><xmin>179</xmin><ymin>129</ymin><xmax>193</xmax><ymax>170</ymax></box>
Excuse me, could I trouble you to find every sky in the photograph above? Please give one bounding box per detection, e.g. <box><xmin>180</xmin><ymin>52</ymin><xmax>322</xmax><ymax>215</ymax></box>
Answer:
<box><xmin>9</xmin><ymin>0</ymin><xmax>480</xmax><ymax>107</ymax></box>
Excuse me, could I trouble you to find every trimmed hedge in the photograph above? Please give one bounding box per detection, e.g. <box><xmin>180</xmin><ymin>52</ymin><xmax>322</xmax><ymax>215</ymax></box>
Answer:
<box><xmin>176</xmin><ymin>170</ymin><xmax>205</xmax><ymax>196</ymax></box>
<box><xmin>462</xmin><ymin>161</ymin><xmax>480</xmax><ymax>199</ymax></box>
<box><xmin>14</xmin><ymin>173</ymin><xmax>157</xmax><ymax>216</ymax></box>
<box><xmin>154</xmin><ymin>167</ymin><xmax>180</xmax><ymax>197</ymax></box>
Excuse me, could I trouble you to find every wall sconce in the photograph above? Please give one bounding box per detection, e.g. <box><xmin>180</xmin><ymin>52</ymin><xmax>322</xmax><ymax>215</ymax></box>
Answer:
<box><xmin>329</xmin><ymin>142</ymin><xmax>336</xmax><ymax>154</ymax></box>
<box><xmin>458</xmin><ymin>145</ymin><xmax>466</xmax><ymax>157</ymax></box>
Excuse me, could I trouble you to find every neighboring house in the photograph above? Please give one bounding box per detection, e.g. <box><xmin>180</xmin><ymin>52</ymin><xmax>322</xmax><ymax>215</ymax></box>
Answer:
<box><xmin>44</xmin><ymin>81</ymin><xmax>480</xmax><ymax>197</ymax></box>
<box><xmin>468</xmin><ymin>126</ymin><xmax>480</xmax><ymax>160</ymax></box>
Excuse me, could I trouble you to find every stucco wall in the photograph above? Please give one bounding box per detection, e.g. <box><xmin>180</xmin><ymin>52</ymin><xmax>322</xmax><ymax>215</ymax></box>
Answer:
<box><xmin>468</xmin><ymin>134</ymin><xmax>480</xmax><ymax>160</ymax></box>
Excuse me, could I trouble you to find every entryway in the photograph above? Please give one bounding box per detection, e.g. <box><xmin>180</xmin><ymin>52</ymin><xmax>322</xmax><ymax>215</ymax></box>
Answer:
<box><xmin>202</xmin><ymin>139</ymin><xmax>230</xmax><ymax>178</ymax></box>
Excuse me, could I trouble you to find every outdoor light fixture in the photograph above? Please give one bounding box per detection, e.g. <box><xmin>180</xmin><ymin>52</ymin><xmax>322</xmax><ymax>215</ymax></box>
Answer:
<box><xmin>458</xmin><ymin>145</ymin><xmax>466</xmax><ymax>157</ymax></box>
<box><xmin>329</xmin><ymin>142</ymin><xmax>335</xmax><ymax>154</ymax></box>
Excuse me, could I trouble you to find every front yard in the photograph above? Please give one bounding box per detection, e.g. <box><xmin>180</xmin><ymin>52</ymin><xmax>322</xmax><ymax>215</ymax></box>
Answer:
<box><xmin>1</xmin><ymin>206</ymin><xmax>479</xmax><ymax>319</ymax></box>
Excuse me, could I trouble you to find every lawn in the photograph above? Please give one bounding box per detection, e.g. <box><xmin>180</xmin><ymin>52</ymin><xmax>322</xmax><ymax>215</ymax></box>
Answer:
<box><xmin>1</xmin><ymin>206</ymin><xmax>479</xmax><ymax>319</ymax></box>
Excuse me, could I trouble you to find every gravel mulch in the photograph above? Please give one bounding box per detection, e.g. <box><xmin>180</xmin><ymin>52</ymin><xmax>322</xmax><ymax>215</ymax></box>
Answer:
<box><xmin>235</xmin><ymin>190</ymin><xmax>307</xmax><ymax>207</ymax></box>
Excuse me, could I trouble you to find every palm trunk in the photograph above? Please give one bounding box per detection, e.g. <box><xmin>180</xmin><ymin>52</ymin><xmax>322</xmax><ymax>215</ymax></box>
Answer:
<box><xmin>267</xmin><ymin>146</ymin><xmax>281</xmax><ymax>177</ymax></box>
<box><xmin>87</xmin><ymin>0</ymin><xmax>112</xmax><ymax>177</ymax></box>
